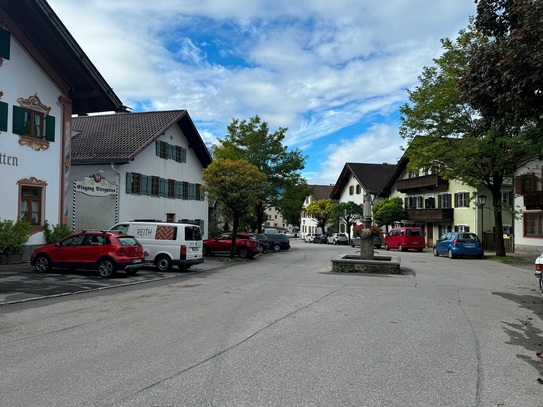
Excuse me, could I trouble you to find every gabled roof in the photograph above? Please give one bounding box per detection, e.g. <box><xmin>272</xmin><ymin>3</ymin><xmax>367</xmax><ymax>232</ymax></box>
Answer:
<box><xmin>330</xmin><ymin>163</ymin><xmax>397</xmax><ymax>199</ymax></box>
<box><xmin>71</xmin><ymin>110</ymin><xmax>212</xmax><ymax>167</ymax></box>
<box><xmin>1</xmin><ymin>0</ymin><xmax>124</xmax><ymax>114</ymax></box>
<box><xmin>309</xmin><ymin>184</ymin><xmax>335</xmax><ymax>200</ymax></box>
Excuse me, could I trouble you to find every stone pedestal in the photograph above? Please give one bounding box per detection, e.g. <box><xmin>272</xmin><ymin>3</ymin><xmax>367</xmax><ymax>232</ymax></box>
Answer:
<box><xmin>359</xmin><ymin>237</ymin><xmax>374</xmax><ymax>260</ymax></box>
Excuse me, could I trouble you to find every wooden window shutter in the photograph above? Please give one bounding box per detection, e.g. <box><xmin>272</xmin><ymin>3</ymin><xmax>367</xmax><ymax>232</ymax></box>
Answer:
<box><xmin>45</xmin><ymin>115</ymin><xmax>55</xmax><ymax>141</ymax></box>
<box><xmin>160</xmin><ymin>178</ymin><xmax>168</xmax><ymax>197</ymax></box>
<box><xmin>0</xmin><ymin>101</ymin><xmax>7</xmax><ymax>132</ymax></box>
<box><xmin>0</xmin><ymin>28</ymin><xmax>10</xmax><ymax>60</ymax></box>
<box><xmin>454</xmin><ymin>225</ymin><xmax>459</xmax><ymax>232</ymax></box>
<box><xmin>155</xmin><ymin>140</ymin><xmax>160</xmax><ymax>156</ymax></box>
<box><xmin>454</xmin><ymin>193</ymin><xmax>458</xmax><ymax>207</ymax></box>
<box><xmin>12</xmin><ymin>106</ymin><xmax>25</xmax><ymax>135</ymax></box>
<box><xmin>141</xmin><ymin>175</ymin><xmax>151</xmax><ymax>195</ymax></box>
<box><xmin>125</xmin><ymin>172</ymin><xmax>132</xmax><ymax>193</ymax></box>
<box><xmin>465</xmin><ymin>226</ymin><xmax>470</xmax><ymax>232</ymax></box>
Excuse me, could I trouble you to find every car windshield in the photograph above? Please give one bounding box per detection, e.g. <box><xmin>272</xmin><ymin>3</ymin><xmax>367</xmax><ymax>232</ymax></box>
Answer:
<box><xmin>406</xmin><ymin>229</ymin><xmax>422</xmax><ymax>236</ymax></box>
<box><xmin>117</xmin><ymin>236</ymin><xmax>139</xmax><ymax>246</ymax></box>
<box><xmin>458</xmin><ymin>233</ymin><xmax>478</xmax><ymax>242</ymax></box>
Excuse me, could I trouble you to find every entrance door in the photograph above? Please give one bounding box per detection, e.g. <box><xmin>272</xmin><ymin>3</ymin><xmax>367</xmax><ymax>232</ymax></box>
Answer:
<box><xmin>427</xmin><ymin>222</ymin><xmax>434</xmax><ymax>247</ymax></box>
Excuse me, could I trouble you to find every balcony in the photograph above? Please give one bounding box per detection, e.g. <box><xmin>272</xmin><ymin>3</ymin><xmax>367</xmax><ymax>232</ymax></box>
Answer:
<box><xmin>405</xmin><ymin>208</ymin><xmax>454</xmax><ymax>222</ymax></box>
<box><xmin>396</xmin><ymin>174</ymin><xmax>449</xmax><ymax>192</ymax></box>
<box><xmin>524</xmin><ymin>192</ymin><xmax>543</xmax><ymax>209</ymax></box>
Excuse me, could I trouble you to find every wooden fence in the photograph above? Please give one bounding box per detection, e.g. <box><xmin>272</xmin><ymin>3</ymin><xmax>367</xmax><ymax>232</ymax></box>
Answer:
<box><xmin>481</xmin><ymin>232</ymin><xmax>514</xmax><ymax>253</ymax></box>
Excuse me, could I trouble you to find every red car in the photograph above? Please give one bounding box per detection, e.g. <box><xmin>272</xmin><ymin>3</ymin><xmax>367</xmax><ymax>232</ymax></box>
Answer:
<box><xmin>30</xmin><ymin>231</ymin><xmax>145</xmax><ymax>278</ymax></box>
<box><xmin>203</xmin><ymin>232</ymin><xmax>260</xmax><ymax>258</ymax></box>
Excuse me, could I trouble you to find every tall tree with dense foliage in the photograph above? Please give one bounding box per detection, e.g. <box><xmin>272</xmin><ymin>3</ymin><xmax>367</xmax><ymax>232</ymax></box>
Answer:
<box><xmin>278</xmin><ymin>180</ymin><xmax>313</xmax><ymax>229</ymax></box>
<box><xmin>331</xmin><ymin>201</ymin><xmax>364</xmax><ymax>242</ymax></box>
<box><xmin>372</xmin><ymin>198</ymin><xmax>406</xmax><ymax>233</ymax></box>
<box><xmin>202</xmin><ymin>158</ymin><xmax>267</xmax><ymax>258</ymax></box>
<box><xmin>305</xmin><ymin>199</ymin><xmax>335</xmax><ymax>234</ymax></box>
<box><xmin>400</xmin><ymin>10</ymin><xmax>543</xmax><ymax>256</ymax></box>
<box><xmin>214</xmin><ymin>116</ymin><xmax>306</xmax><ymax>233</ymax></box>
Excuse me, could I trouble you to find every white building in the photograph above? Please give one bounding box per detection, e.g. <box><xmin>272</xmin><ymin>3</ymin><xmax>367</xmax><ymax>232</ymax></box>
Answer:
<box><xmin>514</xmin><ymin>162</ymin><xmax>543</xmax><ymax>254</ymax></box>
<box><xmin>0</xmin><ymin>0</ymin><xmax>125</xmax><ymax>257</ymax></box>
<box><xmin>69</xmin><ymin>110</ymin><xmax>212</xmax><ymax>235</ymax></box>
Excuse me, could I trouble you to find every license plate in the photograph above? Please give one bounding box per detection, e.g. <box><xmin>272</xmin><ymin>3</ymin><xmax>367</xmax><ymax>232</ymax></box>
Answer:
<box><xmin>133</xmin><ymin>259</ymin><xmax>142</xmax><ymax>263</ymax></box>
<box><xmin>464</xmin><ymin>244</ymin><xmax>475</xmax><ymax>248</ymax></box>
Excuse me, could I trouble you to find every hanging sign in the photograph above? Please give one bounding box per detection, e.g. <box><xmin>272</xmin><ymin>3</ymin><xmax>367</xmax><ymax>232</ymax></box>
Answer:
<box><xmin>75</xmin><ymin>173</ymin><xmax>117</xmax><ymax>197</ymax></box>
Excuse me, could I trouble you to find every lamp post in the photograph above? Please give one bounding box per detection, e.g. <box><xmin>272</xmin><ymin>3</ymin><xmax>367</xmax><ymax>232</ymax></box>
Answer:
<box><xmin>477</xmin><ymin>194</ymin><xmax>487</xmax><ymax>237</ymax></box>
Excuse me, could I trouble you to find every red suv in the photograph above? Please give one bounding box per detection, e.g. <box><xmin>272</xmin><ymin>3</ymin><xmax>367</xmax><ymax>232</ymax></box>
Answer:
<box><xmin>203</xmin><ymin>232</ymin><xmax>260</xmax><ymax>258</ymax></box>
<box><xmin>30</xmin><ymin>231</ymin><xmax>145</xmax><ymax>278</ymax></box>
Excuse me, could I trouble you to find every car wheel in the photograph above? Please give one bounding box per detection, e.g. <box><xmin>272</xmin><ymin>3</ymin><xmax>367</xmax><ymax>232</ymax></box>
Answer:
<box><xmin>156</xmin><ymin>255</ymin><xmax>172</xmax><ymax>272</ymax></box>
<box><xmin>398</xmin><ymin>244</ymin><xmax>404</xmax><ymax>252</ymax></box>
<box><xmin>126</xmin><ymin>269</ymin><xmax>139</xmax><ymax>276</ymax></box>
<box><xmin>334</xmin><ymin>240</ymin><xmax>338</xmax><ymax>245</ymax></box>
<box><xmin>34</xmin><ymin>254</ymin><xmax>52</xmax><ymax>272</ymax></box>
<box><xmin>203</xmin><ymin>245</ymin><xmax>211</xmax><ymax>256</ymax></box>
<box><xmin>448</xmin><ymin>249</ymin><xmax>455</xmax><ymax>259</ymax></box>
<box><xmin>385</xmin><ymin>243</ymin><xmax>390</xmax><ymax>251</ymax></box>
<box><xmin>433</xmin><ymin>247</ymin><xmax>439</xmax><ymax>257</ymax></box>
<box><xmin>273</xmin><ymin>244</ymin><xmax>281</xmax><ymax>252</ymax></box>
<box><xmin>98</xmin><ymin>259</ymin><xmax>116</xmax><ymax>278</ymax></box>
<box><xmin>238</xmin><ymin>247</ymin><xmax>250</xmax><ymax>258</ymax></box>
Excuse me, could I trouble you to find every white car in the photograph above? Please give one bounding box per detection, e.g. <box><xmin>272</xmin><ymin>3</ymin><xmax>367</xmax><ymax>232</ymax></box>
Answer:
<box><xmin>304</xmin><ymin>233</ymin><xmax>316</xmax><ymax>243</ymax></box>
<box><xmin>327</xmin><ymin>233</ymin><xmax>348</xmax><ymax>245</ymax></box>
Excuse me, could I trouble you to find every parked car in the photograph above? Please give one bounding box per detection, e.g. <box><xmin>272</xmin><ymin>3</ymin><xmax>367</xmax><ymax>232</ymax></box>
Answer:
<box><xmin>253</xmin><ymin>233</ymin><xmax>269</xmax><ymax>253</ymax></box>
<box><xmin>304</xmin><ymin>233</ymin><xmax>316</xmax><ymax>243</ymax></box>
<box><xmin>313</xmin><ymin>234</ymin><xmax>329</xmax><ymax>244</ymax></box>
<box><xmin>203</xmin><ymin>232</ymin><xmax>260</xmax><ymax>258</ymax></box>
<box><xmin>433</xmin><ymin>232</ymin><xmax>484</xmax><ymax>259</ymax></box>
<box><xmin>384</xmin><ymin>227</ymin><xmax>425</xmax><ymax>252</ymax></box>
<box><xmin>30</xmin><ymin>231</ymin><xmax>145</xmax><ymax>278</ymax></box>
<box><xmin>327</xmin><ymin>233</ymin><xmax>348</xmax><ymax>245</ymax></box>
<box><xmin>265</xmin><ymin>233</ymin><xmax>291</xmax><ymax>252</ymax></box>
<box><xmin>350</xmin><ymin>235</ymin><xmax>382</xmax><ymax>249</ymax></box>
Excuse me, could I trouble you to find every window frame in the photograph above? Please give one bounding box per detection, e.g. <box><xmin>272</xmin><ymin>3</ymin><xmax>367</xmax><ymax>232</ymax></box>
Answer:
<box><xmin>19</xmin><ymin>185</ymin><xmax>43</xmax><ymax>226</ymax></box>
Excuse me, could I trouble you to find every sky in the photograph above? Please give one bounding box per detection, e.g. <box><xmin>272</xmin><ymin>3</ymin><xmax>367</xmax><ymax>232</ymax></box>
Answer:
<box><xmin>48</xmin><ymin>0</ymin><xmax>477</xmax><ymax>185</ymax></box>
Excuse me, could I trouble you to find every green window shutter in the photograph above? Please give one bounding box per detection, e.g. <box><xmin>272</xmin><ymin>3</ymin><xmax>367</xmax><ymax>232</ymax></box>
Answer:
<box><xmin>0</xmin><ymin>28</ymin><xmax>10</xmax><ymax>60</ymax></box>
<box><xmin>168</xmin><ymin>144</ymin><xmax>174</xmax><ymax>160</ymax></box>
<box><xmin>160</xmin><ymin>178</ymin><xmax>168</xmax><ymax>197</ymax></box>
<box><xmin>0</xmin><ymin>101</ymin><xmax>8</xmax><ymax>132</ymax></box>
<box><xmin>182</xmin><ymin>148</ymin><xmax>187</xmax><ymax>163</ymax></box>
<box><xmin>125</xmin><ymin>173</ymin><xmax>132</xmax><ymax>193</ymax></box>
<box><xmin>189</xmin><ymin>183</ymin><xmax>196</xmax><ymax>200</ymax></box>
<box><xmin>175</xmin><ymin>181</ymin><xmax>182</xmax><ymax>198</ymax></box>
<box><xmin>156</xmin><ymin>140</ymin><xmax>160</xmax><ymax>156</ymax></box>
<box><xmin>142</xmin><ymin>175</ymin><xmax>151</xmax><ymax>195</ymax></box>
<box><xmin>45</xmin><ymin>115</ymin><xmax>55</xmax><ymax>141</ymax></box>
<box><xmin>13</xmin><ymin>106</ymin><xmax>25</xmax><ymax>135</ymax></box>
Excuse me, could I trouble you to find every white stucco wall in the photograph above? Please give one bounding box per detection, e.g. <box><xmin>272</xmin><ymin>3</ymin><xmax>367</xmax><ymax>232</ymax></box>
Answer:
<box><xmin>514</xmin><ymin>161</ymin><xmax>543</xmax><ymax>253</ymax></box>
<box><xmin>0</xmin><ymin>32</ymin><xmax>64</xmax><ymax>247</ymax></box>
<box><xmin>69</xmin><ymin>123</ymin><xmax>209</xmax><ymax>234</ymax></box>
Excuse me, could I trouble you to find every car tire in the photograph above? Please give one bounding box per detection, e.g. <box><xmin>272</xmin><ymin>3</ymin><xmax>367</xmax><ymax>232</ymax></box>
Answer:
<box><xmin>334</xmin><ymin>240</ymin><xmax>338</xmax><ymax>245</ymax></box>
<box><xmin>238</xmin><ymin>247</ymin><xmax>250</xmax><ymax>258</ymax></box>
<box><xmin>398</xmin><ymin>244</ymin><xmax>404</xmax><ymax>252</ymax></box>
<box><xmin>98</xmin><ymin>258</ymin><xmax>116</xmax><ymax>278</ymax></box>
<box><xmin>385</xmin><ymin>243</ymin><xmax>390</xmax><ymax>251</ymax></box>
<box><xmin>448</xmin><ymin>249</ymin><xmax>455</xmax><ymax>259</ymax></box>
<box><xmin>203</xmin><ymin>245</ymin><xmax>211</xmax><ymax>256</ymax></box>
<box><xmin>433</xmin><ymin>247</ymin><xmax>439</xmax><ymax>257</ymax></box>
<box><xmin>34</xmin><ymin>254</ymin><xmax>52</xmax><ymax>273</ymax></box>
<box><xmin>273</xmin><ymin>244</ymin><xmax>281</xmax><ymax>252</ymax></box>
<box><xmin>156</xmin><ymin>255</ymin><xmax>172</xmax><ymax>272</ymax></box>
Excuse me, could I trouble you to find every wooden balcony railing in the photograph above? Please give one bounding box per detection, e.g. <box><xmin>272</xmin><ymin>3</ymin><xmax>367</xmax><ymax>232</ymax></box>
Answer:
<box><xmin>524</xmin><ymin>192</ymin><xmax>543</xmax><ymax>209</ymax></box>
<box><xmin>396</xmin><ymin>174</ymin><xmax>449</xmax><ymax>192</ymax></box>
<box><xmin>405</xmin><ymin>208</ymin><xmax>454</xmax><ymax>222</ymax></box>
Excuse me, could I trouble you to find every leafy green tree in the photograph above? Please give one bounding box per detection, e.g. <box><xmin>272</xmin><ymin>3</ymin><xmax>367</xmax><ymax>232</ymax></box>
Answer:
<box><xmin>372</xmin><ymin>198</ymin><xmax>406</xmax><ymax>233</ymax></box>
<box><xmin>202</xmin><ymin>158</ymin><xmax>268</xmax><ymax>258</ymax></box>
<box><xmin>278</xmin><ymin>180</ymin><xmax>313</xmax><ymax>228</ymax></box>
<box><xmin>214</xmin><ymin>115</ymin><xmax>306</xmax><ymax>233</ymax></box>
<box><xmin>400</xmin><ymin>20</ymin><xmax>543</xmax><ymax>256</ymax></box>
<box><xmin>305</xmin><ymin>199</ymin><xmax>335</xmax><ymax>234</ymax></box>
<box><xmin>331</xmin><ymin>201</ymin><xmax>364</xmax><ymax>242</ymax></box>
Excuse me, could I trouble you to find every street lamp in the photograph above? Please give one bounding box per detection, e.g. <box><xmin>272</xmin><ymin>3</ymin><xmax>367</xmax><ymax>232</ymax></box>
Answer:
<box><xmin>477</xmin><ymin>194</ymin><xmax>487</xmax><ymax>236</ymax></box>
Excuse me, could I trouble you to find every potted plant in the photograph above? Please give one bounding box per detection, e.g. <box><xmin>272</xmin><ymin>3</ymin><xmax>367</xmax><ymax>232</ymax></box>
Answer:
<box><xmin>0</xmin><ymin>219</ymin><xmax>31</xmax><ymax>264</ymax></box>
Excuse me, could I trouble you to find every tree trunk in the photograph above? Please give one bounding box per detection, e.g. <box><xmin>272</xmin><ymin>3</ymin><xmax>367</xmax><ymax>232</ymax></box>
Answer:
<box><xmin>230</xmin><ymin>218</ymin><xmax>239</xmax><ymax>258</ymax></box>
<box><xmin>256</xmin><ymin>202</ymin><xmax>264</xmax><ymax>233</ymax></box>
<box><xmin>491</xmin><ymin>175</ymin><xmax>506</xmax><ymax>257</ymax></box>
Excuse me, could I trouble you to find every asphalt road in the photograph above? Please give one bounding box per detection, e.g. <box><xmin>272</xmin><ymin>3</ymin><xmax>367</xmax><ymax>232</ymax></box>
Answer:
<box><xmin>1</xmin><ymin>240</ymin><xmax>542</xmax><ymax>406</ymax></box>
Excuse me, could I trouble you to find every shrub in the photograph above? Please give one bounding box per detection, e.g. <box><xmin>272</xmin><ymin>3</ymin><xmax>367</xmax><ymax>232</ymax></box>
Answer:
<box><xmin>0</xmin><ymin>219</ymin><xmax>31</xmax><ymax>255</ymax></box>
<box><xmin>44</xmin><ymin>221</ymin><xmax>72</xmax><ymax>244</ymax></box>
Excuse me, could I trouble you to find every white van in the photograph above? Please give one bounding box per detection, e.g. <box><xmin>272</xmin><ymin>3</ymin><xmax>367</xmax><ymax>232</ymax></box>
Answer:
<box><xmin>110</xmin><ymin>222</ymin><xmax>203</xmax><ymax>271</ymax></box>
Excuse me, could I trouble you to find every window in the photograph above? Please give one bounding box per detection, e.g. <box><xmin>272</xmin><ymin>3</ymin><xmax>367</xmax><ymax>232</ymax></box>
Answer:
<box><xmin>349</xmin><ymin>186</ymin><xmax>354</xmax><ymax>195</ymax></box>
<box><xmin>22</xmin><ymin>109</ymin><xmax>44</xmax><ymax>138</ymax></box>
<box><xmin>455</xmin><ymin>225</ymin><xmax>470</xmax><ymax>232</ymax></box>
<box><xmin>438</xmin><ymin>193</ymin><xmax>451</xmax><ymax>209</ymax></box>
<box><xmin>416</xmin><ymin>196</ymin><xmax>424</xmax><ymax>209</ymax></box>
<box><xmin>356</xmin><ymin>185</ymin><xmax>361</xmax><ymax>194</ymax></box>
<box><xmin>425</xmin><ymin>197</ymin><xmax>435</xmax><ymax>209</ymax></box>
<box><xmin>158</xmin><ymin>141</ymin><xmax>168</xmax><ymax>158</ymax></box>
<box><xmin>168</xmin><ymin>179</ymin><xmax>175</xmax><ymax>198</ymax></box>
<box><xmin>20</xmin><ymin>186</ymin><xmax>42</xmax><ymax>225</ymax></box>
<box><xmin>151</xmin><ymin>176</ymin><xmax>160</xmax><ymax>196</ymax></box>
<box><xmin>455</xmin><ymin>192</ymin><xmax>470</xmax><ymax>208</ymax></box>
<box><xmin>524</xmin><ymin>212</ymin><xmax>543</xmax><ymax>237</ymax></box>
<box><xmin>131</xmin><ymin>173</ymin><xmax>141</xmax><ymax>194</ymax></box>
<box><xmin>0</xmin><ymin>27</ymin><xmax>10</xmax><ymax>60</ymax></box>
<box><xmin>501</xmin><ymin>191</ymin><xmax>512</xmax><ymax>206</ymax></box>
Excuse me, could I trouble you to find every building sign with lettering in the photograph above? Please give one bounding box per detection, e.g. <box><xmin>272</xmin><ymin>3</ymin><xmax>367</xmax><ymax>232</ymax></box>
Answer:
<box><xmin>75</xmin><ymin>173</ymin><xmax>117</xmax><ymax>197</ymax></box>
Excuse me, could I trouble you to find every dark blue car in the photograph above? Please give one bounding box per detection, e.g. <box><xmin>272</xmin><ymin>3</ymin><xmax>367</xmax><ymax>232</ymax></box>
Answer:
<box><xmin>433</xmin><ymin>232</ymin><xmax>484</xmax><ymax>259</ymax></box>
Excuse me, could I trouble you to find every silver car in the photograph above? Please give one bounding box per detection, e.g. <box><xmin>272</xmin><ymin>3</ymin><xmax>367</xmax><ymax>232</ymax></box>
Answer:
<box><xmin>327</xmin><ymin>233</ymin><xmax>348</xmax><ymax>245</ymax></box>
